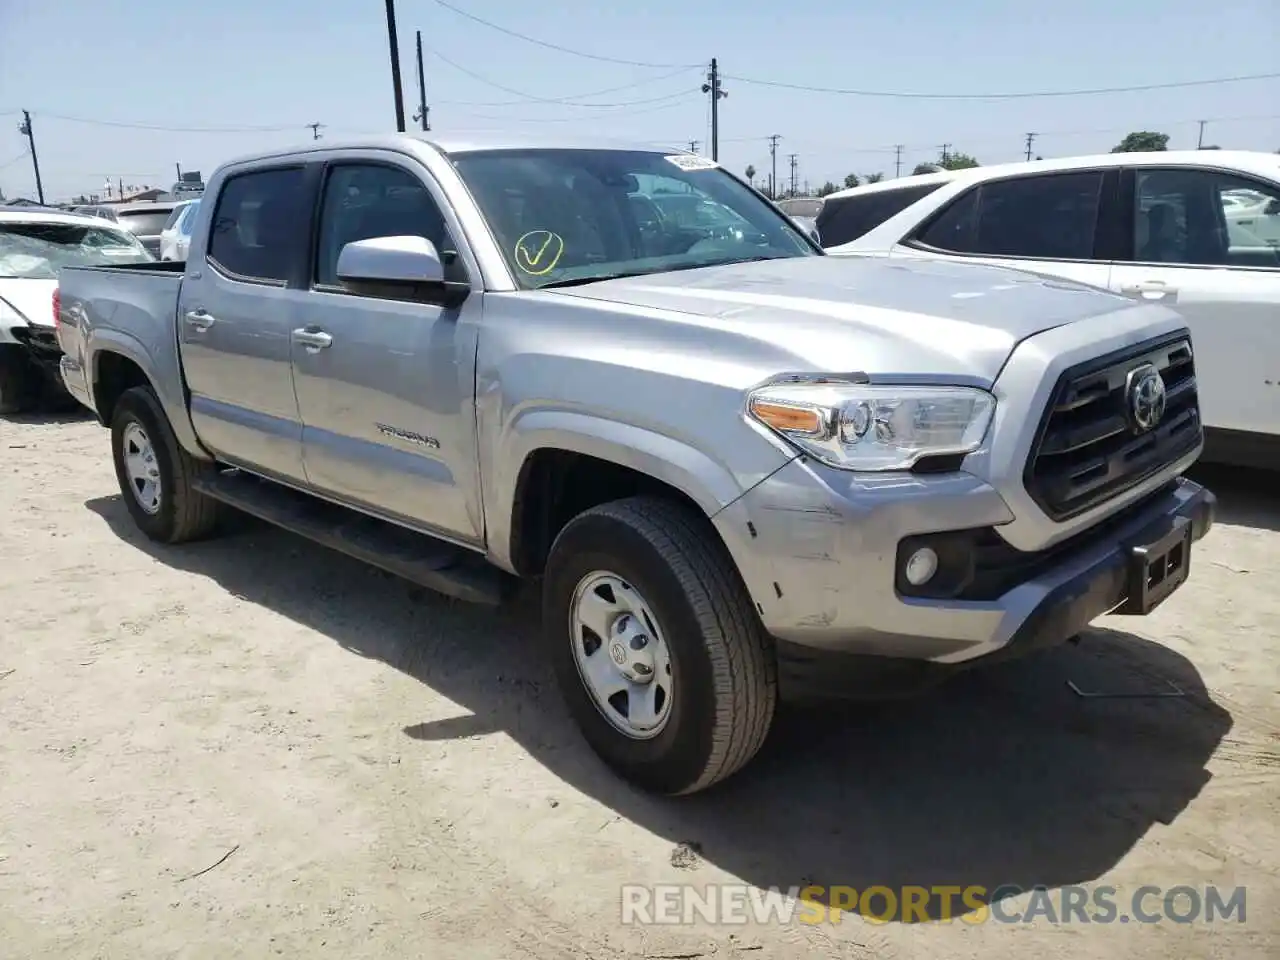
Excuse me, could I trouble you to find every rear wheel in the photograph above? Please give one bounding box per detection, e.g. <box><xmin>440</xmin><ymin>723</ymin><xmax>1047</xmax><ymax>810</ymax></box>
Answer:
<box><xmin>110</xmin><ymin>386</ymin><xmax>221</xmax><ymax>543</ymax></box>
<box><xmin>543</xmin><ymin>496</ymin><xmax>777</xmax><ymax>795</ymax></box>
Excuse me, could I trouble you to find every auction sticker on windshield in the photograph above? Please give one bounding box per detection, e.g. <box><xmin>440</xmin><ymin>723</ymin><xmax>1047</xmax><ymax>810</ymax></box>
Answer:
<box><xmin>514</xmin><ymin>230</ymin><xmax>565</xmax><ymax>276</ymax></box>
<box><xmin>664</xmin><ymin>155</ymin><xmax>719</xmax><ymax>172</ymax></box>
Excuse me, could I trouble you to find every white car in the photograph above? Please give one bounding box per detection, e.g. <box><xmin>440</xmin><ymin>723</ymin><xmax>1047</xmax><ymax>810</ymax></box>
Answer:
<box><xmin>0</xmin><ymin>206</ymin><xmax>153</xmax><ymax>413</ymax></box>
<box><xmin>159</xmin><ymin>197</ymin><xmax>201</xmax><ymax>261</ymax></box>
<box><xmin>820</xmin><ymin>150</ymin><xmax>1280</xmax><ymax>468</ymax></box>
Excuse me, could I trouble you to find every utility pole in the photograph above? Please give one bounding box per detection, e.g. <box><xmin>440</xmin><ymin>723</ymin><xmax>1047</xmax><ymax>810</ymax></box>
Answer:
<box><xmin>414</xmin><ymin>30</ymin><xmax>430</xmax><ymax>131</ymax></box>
<box><xmin>175</xmin><ymin>162</ymin><xmax>182</xmax><ymax>180</ymax></box>
<box><xmin>939</xmin><ymin>143</ymin><xmax>951</xmax><ymax>165</ymax></box>
<box><xmin>701</xmin><ymin>59</ymin><xmax>727</xmax><ymax>161</ymax></box>
<box><xmin>767</xmin><ymin>134</ymin><xmax>780</xmax><ymax>199</ymax></box>
<box><xmin>894</xmin><ymin>144</ymin><xmax>903</xmax><ymax>178</ymax></box>
<box><xmin>384</xmin><ymin>0</ymin><xmax>406</xmax><ymax>132</ymax></box>
<box><xmin>687</xmin><ymin>140</ymin><xmax>700</xmax><ymax>154</ymax></box>
<box><xmin>1197</xmin><ymin>120</ymin><xmax>1206</xmax><ymax>148</ymax></box>
<box><xmin>307</xmin><ymin>122</ymin><xmax>324</xmax><ymax>140</ymax></box>
<box><xmin>1024</xmin><ymin>132</ymin><xmax>1037</xmax><ymax>161</ymax></box>
<box><xmin>787</xmin><ymin>153</ymin><xmax>798</xmax><ymax>197</ymax></box>
<box><xmin>17</xmin><ymin>111</ymin><xmax>44</xmax><ymax>205</ymax></box>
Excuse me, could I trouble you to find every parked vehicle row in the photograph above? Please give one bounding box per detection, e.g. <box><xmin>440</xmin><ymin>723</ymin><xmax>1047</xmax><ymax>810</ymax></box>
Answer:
<box><xmin>0</xmin><ymin>205</ymin><xmax>153</xmax><ymax>412</ymax></box>
<box><xmin>73</xmin><ymin>200</ymin><xmax>180</xmax><ymax>258</ymax></box>
<box><xmin>159</xmin><ymin>198</ymin><xmax>201</xmax><ymax>261</ymax></box>
<box><xmin>53</xmin><ymin>134</ymin><xmax>1215</xmax><ymax>795</ymax></box>
<box><xmin>816</xmin><ymin>150</ymin><xmax>1280</xmax><ymax>467</ymax></box>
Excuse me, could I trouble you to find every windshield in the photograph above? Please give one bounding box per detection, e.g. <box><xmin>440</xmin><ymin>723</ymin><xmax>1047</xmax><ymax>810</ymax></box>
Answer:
<box><xmin>116</xmin><ymin>209</ymin><xmax>174</xmax><ymax>236</ymax></box>
<box><xmin>0</xmin><ymin>222</ymin><xmax>154</xmax><ymax>278</ymax></box>
<box><xmin>450</xmin><ymin>148</ymin><xmax>818</xmax><ymax>289</ymax></box>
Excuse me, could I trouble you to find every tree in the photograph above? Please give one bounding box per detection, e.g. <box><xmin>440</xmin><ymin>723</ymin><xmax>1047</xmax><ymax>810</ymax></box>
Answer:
<box><xmin>843</xmin><ymin>173</ymin><xmax>861</xmax><ymax>189</ymax></box>
<box><xmin>1112</xmin><ymin>131</ymin><xmax>1169</xmax><ymax>153</ymax></box>
<box><xmin>939</xmin><ymin>152</ymin><xmax>979</xmax><ymax>170</ymax></box>
<box><xmin>816</xmin><ymin>181</ymin><xmax>841</xmax><ymax>197</ymax></box>
<box><xmin>745</xmin><ymin>164</ymin><xmax>756</xmax><ymax>185</ymax></box>
<box><xmin>865</xmin><ymin>172</ymin><xmax>885</xmax><ymax>183</ymax></box>
<box><xmin>912</xmin><ymin>162</ymin><xmax>939</xmax><ymax>176</ymax></box>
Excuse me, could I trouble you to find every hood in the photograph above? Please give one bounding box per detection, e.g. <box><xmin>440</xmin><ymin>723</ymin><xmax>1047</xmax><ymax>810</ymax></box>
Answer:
<box><xmin>0</xmin><ymin>278</ymin><xmax>57</xmax><ymax>329</ymax></box>
<box><xmin>551</xmin><ymin>256</ymin><xmax>1134</xmax><ymax>384</ymax></box>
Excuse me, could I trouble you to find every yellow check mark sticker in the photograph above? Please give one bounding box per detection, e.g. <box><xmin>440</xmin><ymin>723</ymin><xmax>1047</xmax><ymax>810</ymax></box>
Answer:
<box><xmin>514</xmin><ymin>230</ymin><xmax>565</xmax><ymax>276</ymax></box>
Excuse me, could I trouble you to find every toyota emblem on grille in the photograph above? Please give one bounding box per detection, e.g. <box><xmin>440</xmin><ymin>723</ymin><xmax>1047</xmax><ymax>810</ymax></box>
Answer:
<box><xmin>1126</xmin><ymin>363</ymin><xmax>1167</xmax><ymax>433</ymax></box>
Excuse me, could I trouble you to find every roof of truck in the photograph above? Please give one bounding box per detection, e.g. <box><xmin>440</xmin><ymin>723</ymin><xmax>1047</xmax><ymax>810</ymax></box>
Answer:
<box><xmin>217</xmin><ymin>132</ymin><xmax>698</xmax><ymax>169</ymax></box>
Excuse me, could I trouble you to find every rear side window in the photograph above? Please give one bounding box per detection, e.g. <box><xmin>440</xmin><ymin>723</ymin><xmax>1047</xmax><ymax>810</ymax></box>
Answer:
<box><xmin>162</xmin><ymin>206</ymin><xmax>185</xmax><ymax>231</ymax></box>
<box><xmin>916</xmin><ymin>171</ymin><xmax>1105</xmax><ymax>260</ymax></box>
<box><xmin>207</xmin><ymin>168</ymin><xmax>308</xmax><ymax>283</ymax></box>
<box><xmin>816</xmin><ymin>184</ymin><xmax>943</xmax><ymax>247</ymax></box>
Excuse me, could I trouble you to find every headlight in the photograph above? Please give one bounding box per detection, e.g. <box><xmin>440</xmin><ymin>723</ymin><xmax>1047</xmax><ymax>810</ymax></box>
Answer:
<box><xmin>747</xmin><ymin>380</ymin><xmax>995</xmax><ymax>471</ymax></box>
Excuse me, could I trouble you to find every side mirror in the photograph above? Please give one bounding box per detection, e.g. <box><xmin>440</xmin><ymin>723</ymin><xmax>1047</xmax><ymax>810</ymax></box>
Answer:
<box><xmin>335</xmin><ymin>235</ymin><xmax>469</xmax><ymax>307</ymax></box>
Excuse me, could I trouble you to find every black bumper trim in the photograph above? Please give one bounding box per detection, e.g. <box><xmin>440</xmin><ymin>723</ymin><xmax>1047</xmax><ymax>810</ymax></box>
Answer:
<box><xmin>775</xmin><ymin>480</ymin><xmax>1217</xmax><ymax>703</ymax></box>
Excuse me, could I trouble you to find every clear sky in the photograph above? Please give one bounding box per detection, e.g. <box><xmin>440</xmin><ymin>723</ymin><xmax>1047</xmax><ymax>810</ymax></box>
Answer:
<box><xmin>1</xmin><ymin>0</ymin><xmax>1277</xmax><ymax>201</ymax></box>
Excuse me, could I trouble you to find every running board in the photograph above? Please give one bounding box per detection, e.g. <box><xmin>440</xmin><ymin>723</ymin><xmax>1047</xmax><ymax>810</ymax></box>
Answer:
<box><xmin>192</xmin><ymin>469</ymin><xmax>514</xmax><ymax>606</ymax></box>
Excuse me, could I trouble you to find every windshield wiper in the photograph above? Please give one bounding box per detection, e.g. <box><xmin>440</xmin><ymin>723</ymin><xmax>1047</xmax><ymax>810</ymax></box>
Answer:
<box><xmin>536</xmin><ymin>256</ymin><xmax>784</xmax><ymax>290</ymax></box>
<box><xmin>538</xmin><ymin>270</ymin><xmax>651</xmax><ymax>289</ymax></box>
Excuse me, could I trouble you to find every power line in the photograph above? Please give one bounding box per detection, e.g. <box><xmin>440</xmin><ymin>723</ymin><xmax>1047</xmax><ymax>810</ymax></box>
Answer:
<box><xmin>431</xmin><ymin>50</ymin><xmax>696</xmax><ymax>108</ymax></box>
<box><xmin>435</xmin><ymin>66</ymin><xmax>697</xmax><ymax>108</ymax></box>
<box><xmin>431</xmin><ymin>0</ymin><xmax>699</xmax><ymax>69</ymax></box>
<box><xmin>721</xmin><ymin>70</ymin><xmax>1280</xmax><ymax>101</ymax></box>
<box><xmin>23</xmin><ymin>112</ymin><xmax>301</xmax><ymax>133</ymax></box>
<box><xmin>0</xmin><ymin>149</ymin><xmax>29</xmax><ymax>171</ymax></box>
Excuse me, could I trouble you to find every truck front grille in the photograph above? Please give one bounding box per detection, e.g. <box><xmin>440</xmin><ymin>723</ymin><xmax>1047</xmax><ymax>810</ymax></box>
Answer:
<box><xmin>1024</xmin><ymin>334</ymin><xmax>1201</xmax><ymax>521</ymax></box>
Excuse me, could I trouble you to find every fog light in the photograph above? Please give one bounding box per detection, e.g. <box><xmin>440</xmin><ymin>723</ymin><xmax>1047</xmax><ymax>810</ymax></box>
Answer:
<box><xmin>904</xmin><ymin>547</ymin><xmax>939</xmax><ymax>586</ymax></box>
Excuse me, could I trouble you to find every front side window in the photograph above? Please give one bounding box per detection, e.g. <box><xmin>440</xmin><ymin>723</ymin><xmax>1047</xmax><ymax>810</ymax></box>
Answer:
<box><xmin>314</xmin><ymin>164</ymin><xmax>453</xmax><ymax>287</ymax></box>
<box><xmin>1133</xmin><ymin>168</ymin><xmax>1280</xmax><ymax>268</ymax></box>
<box><xmin>207</xmin><ymin>167</ymin><xmax>308</xmax><ymax>283</ymax></box>
<box><xmin>917</xmin><ymin>171</ymin><xmax>1105</xmax><ymax>261</ymax></box>
<box><xmin>816</xmin><ymin>183</ymin><xmax>943</xmax><ymax>247</ymax></box>
<box><xmin>0</xmin><ymin>222</ymin><xmax>152</xmax><ymax>278</ymax></box>
<box><xmin>450</xmin><ymin>149</ymin><xmax>816</xmax><ymax>289</ymax></box>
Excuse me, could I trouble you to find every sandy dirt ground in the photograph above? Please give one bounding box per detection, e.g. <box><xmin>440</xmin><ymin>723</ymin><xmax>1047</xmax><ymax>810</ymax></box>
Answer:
<box><xmin>1</xmin><ymin>411</ymin><xmax>1276</xmax><ymax>960</ymax></box>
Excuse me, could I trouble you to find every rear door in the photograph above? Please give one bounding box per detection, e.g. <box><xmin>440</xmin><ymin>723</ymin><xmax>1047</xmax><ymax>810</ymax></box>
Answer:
<box><xmin>176</xmin><ymin>164</ymin><xmax>318</xmax><ymax>483</ymax></box>
<box><xmin>1108</xmin><ymin>165</ymin><xmax>1280</xmax><ymax>438</ymax></box>
<box><xmin>888</xmin><ymin>168</ymin><xmax>1119</xmax><ymax>291</ymax></box>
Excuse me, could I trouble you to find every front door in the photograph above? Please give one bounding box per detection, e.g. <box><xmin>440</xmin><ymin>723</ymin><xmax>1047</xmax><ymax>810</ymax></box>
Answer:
<box><xmin>177</xmin><ymin>165</ymin><xmax>314</xmax><ymax>483</ymax></box>
<box><xmin>290</xmin><ymin>159</ymin><xmax>484</xmax><ymax>545</ymax></box>
<box><xmin>1109</xmin><ymin>166</ymin><xmax>1280</xmax><ymax>437</ymax></box>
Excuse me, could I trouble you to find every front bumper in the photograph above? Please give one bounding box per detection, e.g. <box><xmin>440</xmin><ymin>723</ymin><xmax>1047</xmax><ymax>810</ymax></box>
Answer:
<box><xmin>712</xmin><ymin>458</ymin><xmax>1215</xmax><ymax>701</ymax></box>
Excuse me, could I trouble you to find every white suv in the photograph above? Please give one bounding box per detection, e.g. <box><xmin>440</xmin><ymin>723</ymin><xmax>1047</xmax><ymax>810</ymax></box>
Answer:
<box><xmin>822</xmin><ymin>150</ymin><xmax>1280</xmax><ymax>468</ymax></box>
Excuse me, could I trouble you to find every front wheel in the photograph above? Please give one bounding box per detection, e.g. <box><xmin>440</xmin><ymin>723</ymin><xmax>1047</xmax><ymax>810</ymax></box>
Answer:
<box><xmin>110</xmin><ymin>386</ymin><xmax>221</xmax><ymax>543</ymax></box>
<box><xmin>543</xmin><ymin>496</ymin><xmax>777</xmax><ymax>795</ymax></box>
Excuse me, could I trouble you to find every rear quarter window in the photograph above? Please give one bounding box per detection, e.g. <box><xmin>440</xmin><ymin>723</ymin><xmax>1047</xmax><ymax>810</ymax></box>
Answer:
<box><xmin>816</xmin><ymin>184</ymin><xmax>944</xmax><ymax>247</ymax></box>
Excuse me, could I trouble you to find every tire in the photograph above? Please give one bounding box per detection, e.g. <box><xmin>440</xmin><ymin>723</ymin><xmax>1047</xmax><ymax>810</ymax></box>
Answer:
<box><xmin>0</xmin><ymin>349</ymin><xmax>38</xmax><ymax>415</ymax></box>
<box><xmin>543</xmin><ymin>496</ymin><xmax>777</xmax><ymax>795</ymax></box>
<box><xmin>110</xmin><ymin>386</ymin><xmax>221</xmax><ymax>543</ymax></box>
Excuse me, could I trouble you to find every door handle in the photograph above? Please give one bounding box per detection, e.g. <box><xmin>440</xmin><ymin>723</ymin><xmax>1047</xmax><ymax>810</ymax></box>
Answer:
<box><xmin>292</xmin><ymin>327</ymin><xmax>333</xmax><ymax>352</ymax></box>
<box><xmin>183</xmin><ymin>309</ymin><xmax>215</xmax><ymax>331</ymax></box>
<box><xmin>1119</xmin><ymin>281</ymin><xmax>1178</xmax><ymax>303</ymax></box>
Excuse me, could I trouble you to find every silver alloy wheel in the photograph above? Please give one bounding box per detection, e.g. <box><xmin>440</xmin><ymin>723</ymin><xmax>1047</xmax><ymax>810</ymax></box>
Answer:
<box><xmin>121</xmin><ymin>421</ymin><xmax>162</xmax><ymax>515</ymax></box>
<box><xmin>569</xmin><ymin>571</ymin><xmax>674</xmax><ymax>740</ymax></box>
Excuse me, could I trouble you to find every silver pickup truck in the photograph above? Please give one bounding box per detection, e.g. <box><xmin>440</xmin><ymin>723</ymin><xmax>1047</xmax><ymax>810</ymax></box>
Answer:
<box><xmin>56</xmin><ymin>134</ymin><xmax>1216</xmax><ymax>795</ymax></box>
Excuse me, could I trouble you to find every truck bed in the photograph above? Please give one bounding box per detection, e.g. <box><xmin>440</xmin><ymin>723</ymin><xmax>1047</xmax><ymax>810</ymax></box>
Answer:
<box><xmin>56</xmin><ymin>262</ymin><xmax>187</xmax><ymax>425</ymax></box>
